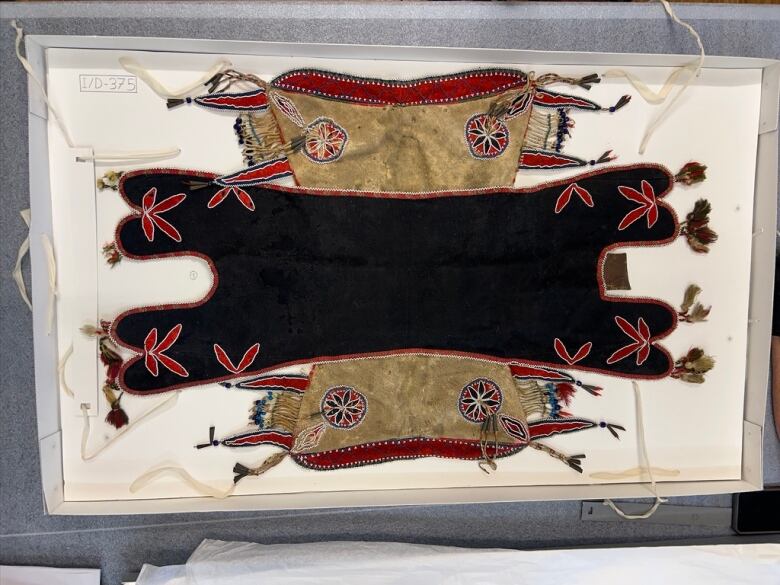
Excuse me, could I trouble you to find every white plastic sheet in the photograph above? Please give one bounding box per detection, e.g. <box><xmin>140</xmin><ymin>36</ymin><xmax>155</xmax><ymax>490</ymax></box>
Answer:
<box><xmin>0</xmin><ymin>566</ymin><xmax>99</xmax><ymax>585</ymax></box>
<box><xmin>135</xmin><ymin>540</ymin><xmax>780</xmax><ymax>585</ymax></box>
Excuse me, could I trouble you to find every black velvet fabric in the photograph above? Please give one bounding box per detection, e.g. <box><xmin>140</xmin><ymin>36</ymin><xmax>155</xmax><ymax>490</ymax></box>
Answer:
<box><xmin>114</xmin><ymin>166</ymin><xmax>678</xmax><ymax>394</ymax></box>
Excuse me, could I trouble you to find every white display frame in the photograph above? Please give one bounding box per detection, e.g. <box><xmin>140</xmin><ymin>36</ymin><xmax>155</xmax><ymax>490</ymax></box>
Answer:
<box><xmin>25</xmin><ymin>34</ymin><xmax>778</xmax><ymax>515</ymax></box>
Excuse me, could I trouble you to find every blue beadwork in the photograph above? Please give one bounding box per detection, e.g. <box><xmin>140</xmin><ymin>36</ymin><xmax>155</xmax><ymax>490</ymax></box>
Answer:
<box><xmin>553</xmin><ymin>108</ymin><xmax>571</xmax><ymax>153</ymax></box>
<box><xmin>543</xmin><ymin>383</ymin><xmax>564</xmax><ymax>418</ymax></box>
<box><xmin>250</xmin><ymin>393</ymin><xmax>278</xmax><ymax>427</ymax></box>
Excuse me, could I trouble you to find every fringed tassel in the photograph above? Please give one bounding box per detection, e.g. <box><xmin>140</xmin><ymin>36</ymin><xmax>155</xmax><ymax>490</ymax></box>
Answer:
<box><xmin>524</xmin><ymin>110</ymin><xmax>558</xmax><ymax>152</ymax></box>
<box><xmin>196</xmin><ymin>426</ymin><xmax>218</xmax><ymax>449</ymax></box>
<box><xmin>674</xmin><ymin>162</ymin><xmax>707</xmax><ymax>185</ymax></box>
<box><xmin>284</xmin><ymin>135</ymin><xmax>306</xmax><ymax>155</ymax></box>
<box><xmin>592</xmin><ymin>150</ymin><xmax>617</xmax><ymax>165</ymax></box>
<box><xmin>515</xmin><ymin>380</ymin><xmax>547</xmax><ymax>417</ymax></box>
<box><xmin>599</xmin><ymin>421</ymin><xmax>626</xmax><ymax>439</ymax></box>
<box><xmin>607</xmin><ymin>94</ymin><xmax>631</xmax><ymax>113</ymax></box>
<box><xmin>579</xmin><ymin>382</ymin><xmax>602</xmax><ymax>396</ymax></box>
<box><xmin>102</xmin><ymin>242</ymin><xmax>122</xmax><ymax>267</ymax></box>
<box><xmin>233</xmin><ymin>451</ymin><xmax>287</xmax><ymax>484</ymax></box>
<box><xmin>247</xmin><ymin>391</ymin><xmax>302</xmax><ymax>434</ymax></box>
<box><xmin>671</xmin><ymin>348</ymin><xmax>715</xmax><ymax>384</ymax></box>
<box><xmin>678</xmin><ymin>284</ymin><xmax>711</xmax><ymax>323</ymax></box>
<box><xmin>96</xmin><ymin>170</ymin><xmax>124</xmax><ymax>191</ymax></box>
<box><xmin>82</xmin><ymin>321</ymin><xmax>128</xmax><ymax>429</ymax></box>
<box><xmin>165</xmin><ymin>70</ymin><xmax>267</xmax><ymax>110</ymax></box>
<box><xmin>268</xmin><ymin>392</ymin><xmax>303</xmax><ymax>432</ymax></box>
<box><xmin>535</xmin><ymin>72</ymin><xmax>601</xmax><ymax>90</ymax></box>
<box><xmin>241</xmin><ymin>138</ymin><xmax>303</xmax><ymax>165</ymax></box>
<box><xmin>166</xmin><ymin>97</ymin><xmax>190</xmax><ymax>109</ymax></box>
<box><xmin>232</xmin><ymin>463</ymin><xmax>252</xmax><ymax>483</ymax></box>
<box><xmin>205</xmin><ymin>69</ymin><xmax>266</xmax><ymax>94</ymax></box>
<box><xmin>574</xmin><ymin>73</ymin><xmax>601</xmax><ymax>90</ymax></box>
<box><xmin>529</xmin><ymin>442</ymin><xmax>585</xmax><ymax>473</ymax></box>
<box><xmin>681</xmin><ymin>199</ymin><xmax>718</xmax><ymax>253</ymax></box>
<box><xmin>236</xmin><ymin>113</ymin><xmax>301</xmax><ymax>166</ymax></box>
<box><xmin>524</xmin><ymin>109</ymin><xmax>577</xmax><ymax>153</ymax></box>
<box><xmin>102</xmin><ymin>382</ymin><xmax>129</xmax><ymax>429</ymax></box>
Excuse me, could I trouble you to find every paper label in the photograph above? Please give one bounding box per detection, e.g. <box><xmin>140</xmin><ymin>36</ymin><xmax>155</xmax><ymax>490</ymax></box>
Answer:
<box><xmin>79</xmin><ymin>74</ymin><xmax>137</xmax><ymax>93</ymax></box>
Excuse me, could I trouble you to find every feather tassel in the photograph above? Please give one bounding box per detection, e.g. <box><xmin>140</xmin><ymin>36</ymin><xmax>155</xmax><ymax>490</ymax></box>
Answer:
<box><xmin>674</xmin><ymin>162</ymin><xmax>707</xmax><ymax>185</ymax></box>
<box><xmin>678</xmin><ymin>284</ymin><xmax>711</xmax><ymax>323</ymax></box>
<box><xmin>102</xmin><ymin>242</ymin><xmax>122</xmax><ymax>267</ymax></box>
<box><xmin>96</xmin><ymin>170</ymin><xmax>124</xmax><ymax>192</ymax></box>
<box><xmin>681</xmin><ymin>199</ymin><xmax>718</xmax><ymax>253</ymax></box>
<box><xmin>671</xmin><ymin>347</ymin><xmax>715</xmax><ymax>383</ymax></box>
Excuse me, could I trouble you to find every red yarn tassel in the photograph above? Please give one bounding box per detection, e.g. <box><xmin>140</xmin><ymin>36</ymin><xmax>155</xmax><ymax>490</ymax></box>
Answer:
<box><xmin>674</xmin><ymin>162</ymin><xmax>707</xmax><ymax>185</ymax></box>
<box><xmin>105</xmin><ymin>400</ymin><xmax>129</xmax><ymax>429</ymax></box>
<box><xmin>84</xmin><ymin>322</ymin><xmax>129</xmax><ymax>428</ymax></box>
<box><xmin>102</xmin><ymin>383</ymin><xmax>128</xmax><ymax>429</ymax></box>
<box><xmin>555</xmin><ymin>383</ymin><xmax>577</xmax><ymax>406</ymax></box>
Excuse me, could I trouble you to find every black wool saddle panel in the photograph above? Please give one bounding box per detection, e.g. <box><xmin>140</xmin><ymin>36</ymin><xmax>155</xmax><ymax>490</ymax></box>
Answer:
<box><xmin>113</xmin><ymin>165</ymin><xmax>678</xmax><ymax>394</ymax></box>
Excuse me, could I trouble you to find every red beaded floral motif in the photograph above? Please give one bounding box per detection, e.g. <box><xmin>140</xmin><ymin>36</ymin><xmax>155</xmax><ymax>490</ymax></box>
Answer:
<box><xmin>458</xmin><ymin>378</ymin><xmax>503</xmax><ymax>422</ymax></box>
<box><xmin>303</xmin><ymin>118</ymin><xmax>349</xmax><ymax>164</ymax></box>
<box><xmin>321</xmin><ymin>386</ymin><xmax>367</xmax><ymax>429</ymax></box>
<box><xmin>465</xmin><ymin>114</ymin><xmax>509</xmax><ymax>159</ymax></box>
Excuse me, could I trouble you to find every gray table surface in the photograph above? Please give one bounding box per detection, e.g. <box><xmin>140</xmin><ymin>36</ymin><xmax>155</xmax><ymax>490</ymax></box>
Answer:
<box><xmin>0</xmin><ymin>2</ymin><xmax>778</xmax><ymax>584</ymax></box>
